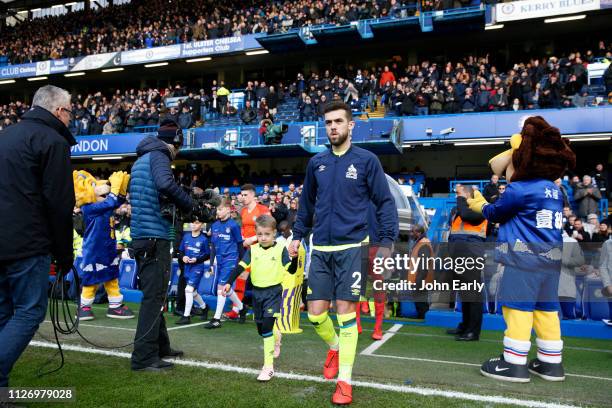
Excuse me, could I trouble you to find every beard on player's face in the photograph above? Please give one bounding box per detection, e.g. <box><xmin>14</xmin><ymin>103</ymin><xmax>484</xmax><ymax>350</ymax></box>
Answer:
<box><xmin>327</xmin><ymin>129</ymin><xmax>349</xmax><ymax>146</ymax></box>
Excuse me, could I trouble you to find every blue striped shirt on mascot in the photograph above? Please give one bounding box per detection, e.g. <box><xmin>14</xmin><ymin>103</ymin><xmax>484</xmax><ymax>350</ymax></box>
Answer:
<box><xmin>80</xmin><ymin>193</ymin><xmax>124</xmax><ymax>285</ymax></box>
<box><xmin>483</xmin><ymin>179</ymin><xmax>563</xmax><ymax>273</ymax></box>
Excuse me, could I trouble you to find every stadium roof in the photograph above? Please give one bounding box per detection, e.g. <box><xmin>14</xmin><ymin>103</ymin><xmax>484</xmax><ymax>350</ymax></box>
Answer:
<box><xmin>1</xmin><ymin>0</ymin><xmax>84</xmax><ymax>13</ymax></box>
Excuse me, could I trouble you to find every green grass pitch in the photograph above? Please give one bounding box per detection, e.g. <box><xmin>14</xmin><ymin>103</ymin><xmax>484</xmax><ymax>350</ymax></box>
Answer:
<box><xmin>10</xmin><ymin>302</ymin><xmax>612</xmax><ymax>407</ymax></box>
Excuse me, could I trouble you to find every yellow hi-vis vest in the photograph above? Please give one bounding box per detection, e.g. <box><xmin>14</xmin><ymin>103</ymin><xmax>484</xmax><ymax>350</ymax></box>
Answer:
<box><xmin>239</xmin><ymin>243</ymin><xmax>290</xmax><ymax>288</ymax></box>
<box><xmin>451</xmin><ymin>216</ymin><xmax>487</xmax><ymax>239</ymax></box>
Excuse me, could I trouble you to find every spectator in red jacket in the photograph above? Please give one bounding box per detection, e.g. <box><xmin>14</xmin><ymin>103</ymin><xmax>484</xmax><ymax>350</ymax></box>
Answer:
<box><xmin>379</xmin><ymin>66</ymin><xmax>396</xmax><ymax>87</ymax></box>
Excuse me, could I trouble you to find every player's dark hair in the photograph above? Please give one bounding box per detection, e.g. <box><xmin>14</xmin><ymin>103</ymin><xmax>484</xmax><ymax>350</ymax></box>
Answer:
<box><xmin>241</xmin><ymin>183</ymin><xmax>256</xmax><ymax>193</ymax></box>
<box><xmin>255</xmin><ymin>214</ymin><xmax>277</xmax><ymax>230</ymax></box>
<box><xmin>323</xmin><ymin>100</ymin><xmax>352</xmax><ymax>121</ymax></box>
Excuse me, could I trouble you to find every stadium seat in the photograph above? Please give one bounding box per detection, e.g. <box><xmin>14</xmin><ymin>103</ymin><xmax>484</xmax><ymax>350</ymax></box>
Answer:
<box><xmin>454</xmin><ymin>292</ymin><xmax>489</xmax><ymax>313</ymax></box>
<box><xmin>197</xmin><ymin>261</ymin><xmax>216</xmax><ymax>296</ymax></box>
<box><xmin>399</xmin><ymin>301</ymin><xmax>419</xmax><ymax>318</ymax></box>
<box><xmin>170</xmin><ymin>260</ymin><xmax>180</xmax><ymax>286</ymax></box>
<box><xmin>582</xmin><ymin>279</ymin><xmax>610</xmax><ymax>321</ymax></box>
<box><xmin>119</xmin><ymin>259</ymin><xmax>138</xmax><ymax>289</ymax></box>
<box><xmin>120</xmin><ymin>288</ymin><xmax>143</xmax><ymax>303</ymax></box>
<box><xmin>198</xmin><ymin>263</ymin><xmax>235</xmax><ymax>313</ymax></box>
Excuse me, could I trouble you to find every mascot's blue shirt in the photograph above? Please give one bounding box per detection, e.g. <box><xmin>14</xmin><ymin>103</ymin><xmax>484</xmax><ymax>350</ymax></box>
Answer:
<box><xmin>179</xmin><ymin>232</ymin><xmax>210</xmax><ymax>274</ymax></box>
<box><xmin>483</xmin><ymin>179</ymin><xmax>563</xmax><ymax>272</ymax></box>
<box><xmin>210</xmin><ymin>218</ymin><xmax>242</xmax><ymax>262</ymax></box>
<box><xmin>79</xmin><ymin>193</ymin><xmax>123</xmax><ymax>285</ymax></box>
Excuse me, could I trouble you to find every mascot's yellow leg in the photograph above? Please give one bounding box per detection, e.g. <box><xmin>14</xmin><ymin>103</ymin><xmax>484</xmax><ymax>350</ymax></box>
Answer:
<box><xmin>533</xmin><ymin>310</ymin><xmax>563</xmax><ymax>363</ymax></box>
<box><xmin>502</xmin><ymin>306</ymin><xmax>532</xmax><ymax>365</ymax></box>
<box><xmin>533</xmin><ymin>310</ymin><xmax>561</xmax><ymax>340</ymax></box>
<box><xmin>81</xmin><ymin>284</ymin><xmax>98</xmax><ymax>306</ymax></box>
<box><xmin>103</xmin><ymin>279</ymin><xmax>124</xmax><ymax>308</ymax></box>
<box><xmin>503</xmin><ymin>306</ymin><xmax>532</xmax><ymax>340</ymax></box>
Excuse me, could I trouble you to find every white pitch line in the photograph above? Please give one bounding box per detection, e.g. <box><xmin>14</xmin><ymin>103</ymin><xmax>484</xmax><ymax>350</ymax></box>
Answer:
<box><xmin>41</xmin><ymin>320</ymin><xmax>135</xmax><ymax>332</ymax></box>
<box><xmin>167</xmin><ymin>321</ymin><xmax>209</xmax><ymax>331</ymax></box>
<box><xmin>28</xmin><ymin>340</ymin><xmax>580</xmax><ymax>408</ymax></box>
<box><xmin>302</xmin><ymin>322</ymin><xmax>612</xmax><ymax>354</ymax></box>
<box><xmin>368</xmin><ymin>353</ymin><xmax>612</xmax><ymax>382</ymax></box>
<box><xmin>360</xmin><ymin>323</ymin><xmax>402</xmax><ymax>356</ymax></box>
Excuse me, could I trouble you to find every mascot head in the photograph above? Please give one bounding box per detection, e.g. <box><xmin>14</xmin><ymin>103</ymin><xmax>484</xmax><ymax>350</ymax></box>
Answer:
<box><xmin>488</xmin><ymin>116</ymin><xmax>575</xmax><ymax>182</ymax></box>
<box><xmin>73</xmin><ymin>170</ymin><xmax>110</xmax><ymax>207</ymax></box>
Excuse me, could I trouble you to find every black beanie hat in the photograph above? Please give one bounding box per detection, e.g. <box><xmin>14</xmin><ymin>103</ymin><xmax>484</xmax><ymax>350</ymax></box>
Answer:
<box><xmin>157</xmin><ymin>119</ymin><xmax>184</xmax><ymax>147</ymax></box>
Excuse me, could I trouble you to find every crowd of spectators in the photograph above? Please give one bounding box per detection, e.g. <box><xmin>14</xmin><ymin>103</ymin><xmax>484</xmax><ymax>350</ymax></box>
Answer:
<box><xmin>1</xmin><ymin>81</ymin><xmax>231</xmax><ymax>134</ymax></box>
<box><xmin>1</xmin><ymin>0</ymin><xmax>451</xmax><ymax>65</ymax></box>
<box><xmin>292</xmin><ymin>43</ymin><xmax>612</xmax><ymax>119</ymax></box>
<box><xmin>1</xmin><ymin>42</ymin><xmax>611</xmax><ymax>134</ymax></box>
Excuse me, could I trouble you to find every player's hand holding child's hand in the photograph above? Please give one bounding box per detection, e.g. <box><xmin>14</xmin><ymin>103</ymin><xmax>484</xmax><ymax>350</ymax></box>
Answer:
<box><xmin>288</xmin><ymin>240</ymin><xmax>300</xmax><ymax>258</ymax></box>
<box><xmin>182</xmin><ymin>256</ymin><xmax>190</xmax><ymax>264</ymax></box>
<box><xmin>222</xmin><ymin>284</ymin><xmax>231</xmax><ymax>296</ymax></box>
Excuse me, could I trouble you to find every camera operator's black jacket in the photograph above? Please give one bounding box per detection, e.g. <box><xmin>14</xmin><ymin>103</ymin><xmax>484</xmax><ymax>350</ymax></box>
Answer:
<box><xmin>129</xmin><ymin>136</ymin><xmax>192</xmax><ymax>240</ymax></box>
<box><xmin>0</xmin><ymin>106</ymin><xmax>76</xmax><ymax>267</ymax></box>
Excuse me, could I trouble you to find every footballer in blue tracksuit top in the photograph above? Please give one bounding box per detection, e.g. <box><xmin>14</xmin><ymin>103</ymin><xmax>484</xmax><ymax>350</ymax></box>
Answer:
<box><xmin>290</xmin><ymin>101</ymin><xmax>398</xmax><ymax>405</ymax></box>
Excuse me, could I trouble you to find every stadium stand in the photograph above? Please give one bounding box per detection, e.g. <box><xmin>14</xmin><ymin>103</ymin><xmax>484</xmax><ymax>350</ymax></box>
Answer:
<box><xmin>0</xmin><ymin>0</ymin><xmax>465</xmax><ymax>65</ymax></box>
<box><xmin>2</xmin><ymin>42</ymin><xmax>611</xmax><ymax>134</ymax></box>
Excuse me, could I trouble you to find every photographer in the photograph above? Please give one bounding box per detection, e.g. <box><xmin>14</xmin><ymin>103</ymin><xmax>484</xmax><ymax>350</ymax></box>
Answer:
<box><xmin>130</xmin><ymin>119</ymin><xmax>194</xmax><ymax>371</ymax></box>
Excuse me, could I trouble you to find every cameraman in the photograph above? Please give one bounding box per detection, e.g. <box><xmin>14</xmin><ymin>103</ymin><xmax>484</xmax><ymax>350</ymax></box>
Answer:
<box><xmin>130</xmin><ymin>120</ymin><xmax>194</xmax><ymax>371</ymax></box>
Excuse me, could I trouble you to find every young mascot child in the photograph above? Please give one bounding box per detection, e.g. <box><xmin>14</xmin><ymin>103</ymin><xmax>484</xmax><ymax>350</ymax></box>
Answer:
<box><xmin>223</xmin><ymin>215</ymin><xmax>298</xmax><ymax>381</ymax></box>
<box><xmin>205</xmin><ymin>197</ymin><xmax>246</xmax><ymax>329</ymax></box>
<box><xmin>74</xmin><ymin>170</ymin><xmax>135</xmax><ymax>320</ymax></box>
<box><xmin>176</xmin><ymin>216</ymin><xmax>210</xmax><ymax>325</ymax></box>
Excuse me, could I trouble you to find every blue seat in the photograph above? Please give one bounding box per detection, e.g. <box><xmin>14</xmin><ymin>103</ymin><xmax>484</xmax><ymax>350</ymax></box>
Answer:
<box><xmin>455</xmin><ymin>292</ymin><xmax>489</xmax><ymax>313</ymax></box>
<box><xmin>119</xmin><ymin>259</ymin><xmax>138</xmax><ymax>289</ymax></box>
<box><xmin>582</xmin><ymin>279</ymin><xmax>610</xmax><ymax>320</ymax></box>
<box><xmin>399</xmin><ymin>301</ymin><xmax>419</xmax><ymax>318</ymax></box>
<box><xmin>197</xmin><ymin>261</ymin><xmax>217</xmax><ymax>296</ymax></box>
<box><xmin>170</xmin><ymin>260</ymin><xmax>180</xmax><ymax>286</ymax></box>
<box><xmin>120</xmin><ymin>289</ymin><xmax>143</xmax><ymax>303</ymax></box>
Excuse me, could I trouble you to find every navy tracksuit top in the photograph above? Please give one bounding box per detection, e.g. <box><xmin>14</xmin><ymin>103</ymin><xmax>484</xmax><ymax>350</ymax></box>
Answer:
<box><xmin>293</xmin><ymin>145</ymin><xmax>398</xmax><ymax>246</ymax></box>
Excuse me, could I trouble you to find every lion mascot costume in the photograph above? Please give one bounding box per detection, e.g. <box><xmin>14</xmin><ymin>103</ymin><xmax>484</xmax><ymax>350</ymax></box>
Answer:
<box><xmin>73</xmin><ymin>170</ymin><xmax>135</xmax><ymax>321</ymax></box>
<box><xmin>468</xmin><ymin>116</ymin><xmax>575</xmax><ymax>383</ymax></box>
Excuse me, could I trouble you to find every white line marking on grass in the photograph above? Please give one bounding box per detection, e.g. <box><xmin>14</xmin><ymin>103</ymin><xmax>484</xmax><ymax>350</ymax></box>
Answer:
<box><xmin>563</xmin><ymin>373</ymin><xmax>612</xmax><ymax>381</ymax></box>
<box><xmin>302</xmin><ymin>322</ymin><xmax>612</xmax><ymax>354</ymax></box>
<box><xmin>360</xmin><ymin>324</ymin><xmax>402</xmax><ymax>355</ymax></box>
<box><xmin>167</xmin><ymin>321</ymin><xmax>209</xmax><ymax>331</ymax></box>
<box><xmin>368</xmin><ymin>353</ymin><xmax>612</xmax><ymax>382</ymax></box>
<box><xmin>29</xmin><ymin>340</ymin><xmax>580</xmax><ymax>408</ymax></box>
<box><xmin>42</xmin><ymin>320</ymin><xmax>135</xmax><ymax>332</ymax></box>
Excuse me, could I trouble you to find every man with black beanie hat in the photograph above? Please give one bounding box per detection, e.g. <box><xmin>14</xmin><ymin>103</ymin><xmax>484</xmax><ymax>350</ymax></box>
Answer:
<box><xmin>130</xmin><ymin>119</ymin><xmax>195</xmax><ymax>371</ymax></box>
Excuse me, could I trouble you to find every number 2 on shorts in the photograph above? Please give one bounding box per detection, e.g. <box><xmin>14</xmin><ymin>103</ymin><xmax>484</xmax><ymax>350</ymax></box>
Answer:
<box><xmin>351</xmin><ymin>271</ymin><xmax>361</xmax><ymax>289</ymax></box>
